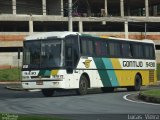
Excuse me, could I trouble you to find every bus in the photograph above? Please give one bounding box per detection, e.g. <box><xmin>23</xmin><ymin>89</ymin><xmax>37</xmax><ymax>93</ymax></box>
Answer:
<box><xmin>22</xmin><ymin>32</ymin><xmax>157</xmax><ymax>97</ymax></box>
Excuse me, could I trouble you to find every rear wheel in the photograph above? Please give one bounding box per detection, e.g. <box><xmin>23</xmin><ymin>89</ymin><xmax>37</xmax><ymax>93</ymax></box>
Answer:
<box><xmin>127</xmin><ymin>75</ymin><xmax>142</xmax><ymax>91</ymax></box>
<box><xmin>42</xmin><ymin>89</ymin><xmax>55</xmax><ymax>97</ymax></box>
<box><xmin>76</xmin><ymin>75</ymin><xmax>88</xmax><ymax>95</ymax></box>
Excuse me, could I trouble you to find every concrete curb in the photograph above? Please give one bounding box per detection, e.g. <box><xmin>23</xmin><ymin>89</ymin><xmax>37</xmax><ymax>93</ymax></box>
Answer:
<box><xmin>5</xmin><ymin>85</ymin><xmax>24</xmax><ymax>91</ymax></box>
<box><xmin>0</xmin><ymin>81</ymin><xmax>21</xmax><ymax>84</ymax></box>
<box><xmin>138</xmin><ymin>92</ymin><xmax>160</xmax><ymax>104</ymax></box>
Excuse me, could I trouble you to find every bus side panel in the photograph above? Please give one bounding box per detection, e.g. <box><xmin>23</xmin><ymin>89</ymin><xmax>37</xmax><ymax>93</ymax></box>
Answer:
<box><xmin>113</xmin><ymin>70</ymin><xmax>149</xmax><ymax>86</ymax></box>
<box><xmin>92</xmin><ymin>57</ymin><xmax>120</xmax><ymax>87</ymax></box>
<box><xmin>111</xmin><ymin>58</ymin><xmax>156</xmax><ymax>87</ymax></box>
<box><xmin>76</xmin><ymin>57</ymin><xmax>156</xmax><ymax>88</ymax></box>
<box><xmin>76</xmin><ymin>57</ymin><xmax>101</xmax><ymax>88</ymax></box>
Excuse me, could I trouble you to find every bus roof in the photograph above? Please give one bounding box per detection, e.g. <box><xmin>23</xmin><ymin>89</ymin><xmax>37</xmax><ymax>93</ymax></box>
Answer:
<box><xmin>108</xmin><ymin>37</ymin><xmax>154</xmax><ymax>44</ymax></box>
<box><xmin>25</xmin><ymin>32</ymin><xmax>79</xmax><ymax>40</ymax></box>
<box><xmin>25</xmin><ymin>32</ymin><xmax>154</xmax><ymax>44</ymax></box>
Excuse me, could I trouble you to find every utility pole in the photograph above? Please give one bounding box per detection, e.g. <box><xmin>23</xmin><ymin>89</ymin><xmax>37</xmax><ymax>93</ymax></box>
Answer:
<box><xmin>68</xmin><ymin>0</ymin><xmax>73</xmax><ymax>31</ymax></box>
<box><xmin>145</xmin><ymin>22</ymin><xmax>147</xmax><ymax>39</ymax></box>
<box><xmin>125</xmin><ymin>21</ymin><xmax>129</xmax><ymax>39</ymax></box>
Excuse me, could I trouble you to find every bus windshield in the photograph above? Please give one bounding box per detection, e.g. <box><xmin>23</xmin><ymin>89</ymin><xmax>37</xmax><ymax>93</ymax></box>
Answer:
<box><xmin>23</xmin><ymin>39</ymin><xmax>63</xmax><ymax>69</ymax></box>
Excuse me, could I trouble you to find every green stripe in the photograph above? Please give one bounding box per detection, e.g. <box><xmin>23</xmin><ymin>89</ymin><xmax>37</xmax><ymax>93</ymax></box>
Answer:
<box><xmin>102</xmin><ymin>58</ymin><xmax>119</xmax><ymax>87</ymax></box>
<box><xmin>38</xmin><ymin>70</ymin><xmax>51</xmax><ymax>76</ymax></box>
<box><xmin>93</xmin><ymin>58</ymin><xmax>112</xmax><ymax>87</ymax></box>
<box><xmin>93</xmin><ymin>58</ymin><xmax>120</xmax><ymax>87</ymax></box>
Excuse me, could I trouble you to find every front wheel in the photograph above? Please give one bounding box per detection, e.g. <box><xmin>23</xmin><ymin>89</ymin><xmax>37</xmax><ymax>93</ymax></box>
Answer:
<box><xmin>42</xmin><ymin>89</ymin><xmax>55</xmax><ymax>97</ymax></box>
<box><xmin>76</xmin><ymin>75</ymin><xmax>88</xmax><ymax>95</ymax></box>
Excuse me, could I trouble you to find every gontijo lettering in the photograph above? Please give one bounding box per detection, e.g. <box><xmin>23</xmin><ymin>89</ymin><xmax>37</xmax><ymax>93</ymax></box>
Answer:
<box><xmin>123</xmin><ymin>60</ymin><xmax>155</xmax><ymax>68</ymax></box>
<box><xmin>123</xmin><ymin>61</ymin><xmax>143</xmax><ymax>67</ymax></box>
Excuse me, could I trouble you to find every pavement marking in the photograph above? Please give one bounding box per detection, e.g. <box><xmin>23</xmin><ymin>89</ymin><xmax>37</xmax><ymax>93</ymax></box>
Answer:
<box><xmin>28</xmin><ymin>89</ymin><xmax>41</xmax><ymax>92</ymax></box>
<box><xmin>123</xmin><ymin>93</ymin><xmax>160</xmax><ymax>106</ymax></box>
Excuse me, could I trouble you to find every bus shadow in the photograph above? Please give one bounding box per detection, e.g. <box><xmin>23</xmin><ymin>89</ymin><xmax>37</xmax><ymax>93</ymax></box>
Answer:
<box><xmin>0</xmin><ymin>85</ymin><xmax>147</xmax><ymax>99</ymax></box>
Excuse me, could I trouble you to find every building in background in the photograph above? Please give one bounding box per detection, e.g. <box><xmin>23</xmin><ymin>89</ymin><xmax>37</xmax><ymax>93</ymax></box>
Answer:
<box><xmin>0</xmin><ymin>0</ymin><xmax>160</xmax><ymax>68</ymax></box>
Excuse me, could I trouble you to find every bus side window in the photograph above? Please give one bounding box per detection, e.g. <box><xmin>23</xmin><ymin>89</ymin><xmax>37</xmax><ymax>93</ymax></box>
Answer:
<box><xmin>81</xmin><ymin>39</ymin><xmax>87</xmax><ymax>55</ymax></box>
<box><xmin>144</xmin><ymin>45</ymin><xmax>155</xmax><ymax>59</ymax></box>
<box><xmin>108</xmin><ymin>41</ymin><xmax>121</xmax><ymax>58</ymax></box>
<box><xmin>95</xmin><ymin>40</ymin><xmax>107</xmax><ymax>57</ymax></box>
<box><xmin>132</xmin><ymin>44</ymin><xmax>144</xmax><ymax>59</ymax></box>
<box><xmin>88</xmin><ymin>40</ymin><xmax>94</xmax><ymax>56</ymax></box>
<box><xmin>122</xmin><ymin>43</ymin><xmax>133</xmax><ymax>58</ymax></box>
<box><xmin>80</xmin><ymin>37</ymin><xmax>94</xmax><ymax>56</ymax></box>
<box><xmin>150</xmin><ymin>45</ymin><xmax>155</xmax><ymax>59</ymax></box>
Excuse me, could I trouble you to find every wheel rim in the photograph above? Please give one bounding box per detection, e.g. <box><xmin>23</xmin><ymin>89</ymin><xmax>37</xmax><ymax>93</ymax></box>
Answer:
<box><xmin>135</xmin><ymin>76</ymin><xmax>141</xmax><ymax>90</ymax></box>
<box><xmin>80</xmin><ymin>79</ymin><xmax>87</xmax><ymax>92</ymax></box>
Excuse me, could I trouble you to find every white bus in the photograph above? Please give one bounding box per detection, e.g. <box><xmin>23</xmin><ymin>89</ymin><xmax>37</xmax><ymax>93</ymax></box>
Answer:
<box><xmin>22</xmin><ymin>32</ymin><xmax>157</xmax><ymax>97</ymax></box>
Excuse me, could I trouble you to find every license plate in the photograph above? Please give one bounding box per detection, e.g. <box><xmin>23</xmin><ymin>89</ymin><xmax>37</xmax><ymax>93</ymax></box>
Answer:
<box><xmin>36</xmin><ymin>81</ymin><xmax>43</xmax><ymax>85</ymax></box>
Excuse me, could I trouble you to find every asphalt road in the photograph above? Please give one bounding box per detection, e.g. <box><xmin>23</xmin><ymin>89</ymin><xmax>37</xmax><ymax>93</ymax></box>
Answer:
<box><xmin>0</xmin><ymin>85</ymin><xmax>160</xmax><ymax>119</ymax></box>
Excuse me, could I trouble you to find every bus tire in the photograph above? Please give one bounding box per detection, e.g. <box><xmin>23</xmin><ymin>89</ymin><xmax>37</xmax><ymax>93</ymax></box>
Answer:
<box><xmin>101</xmin><ymin>87</ymin><xmax>114</xmax><ymax>93</ymax></box>
<box><xmin>76</xmin><ymin>75</ymin><xmax>88</xmax><ymax>95</ymax></box>
<box><xmin>127</xmin><ymin>75</ymin><xmax>142</xmax><ymax>91</ymax></box>
<box><xmin>42</xmin><ymin>89</ymin><xmax>55</xmax><ymax>97</ymax></box>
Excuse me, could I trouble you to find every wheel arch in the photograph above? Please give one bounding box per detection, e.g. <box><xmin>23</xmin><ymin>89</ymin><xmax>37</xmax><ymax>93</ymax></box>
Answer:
<box><xmin>81</xmin><ymin>72</ymin><xmax>91</xmax><ymax>88</ymax></box>
<box><xmin>135</xmin><ymin>72</ymin><xmax>142</xmax><ymax>85</ymax></box>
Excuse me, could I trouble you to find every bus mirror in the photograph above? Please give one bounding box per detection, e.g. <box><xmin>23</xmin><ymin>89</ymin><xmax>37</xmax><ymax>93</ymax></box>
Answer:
<box><xmin>66</xmin><ymin>67</ymin><xmax>73</xmax><ymax>74</ymax></box>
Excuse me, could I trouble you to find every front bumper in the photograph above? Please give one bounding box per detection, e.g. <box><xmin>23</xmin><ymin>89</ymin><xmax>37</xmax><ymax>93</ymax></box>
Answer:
<box><xmin>21</xmin><ymin>80</ymin><xmax>64</xmax><ymax>89</ymax></box>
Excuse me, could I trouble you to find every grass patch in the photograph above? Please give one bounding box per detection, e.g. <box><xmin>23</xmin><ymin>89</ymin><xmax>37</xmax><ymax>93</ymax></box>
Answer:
<box><xmin>0</xmin><ymin>114</ymin><xmax>68</xmax><ymax>120</ymax></box>
<box><xmin>140</xmin><ymin>89</ymin><xmax>160</xmax><ymax>98</ymax></box>
<box><xmin>0</xmin><ymin>68</ymin><xmax>21</xmax><ymax>81</ymax></box>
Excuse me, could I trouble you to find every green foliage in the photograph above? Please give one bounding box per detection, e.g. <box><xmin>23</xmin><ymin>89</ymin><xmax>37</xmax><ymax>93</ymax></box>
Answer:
<box><xmin>0</xmin><ymin>114</ymin><xmax>67</xmax><ymax>120</ymax></box>
<box><xmin>0</xmin><ymin>68</ymin><xmax>21</xmax><ymax>81</ymax></box>
<box><xmin>141</xmin><ymin>89</ymin><xmax>160</xmax><ymax>98</ymax></box>
<box><xmin>18</xmin><ymin>115</ymin><xmax>67</xmax><ymax>120</ymax></box>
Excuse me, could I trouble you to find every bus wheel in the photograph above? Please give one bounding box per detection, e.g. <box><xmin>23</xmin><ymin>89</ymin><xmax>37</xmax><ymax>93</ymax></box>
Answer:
<box><xmin>101</xmin><ymin>87</ymin><xmax>114</xmax><ymax>93</ymax></box>
<box><xmin>76</xmin><ymin>75</ymin><xmax>88</xmax><ymax>95</ymax></box>
<box><xmin>127</xmin><ymin>75</ymin><xmax>142</xmax><ymax>91</ymax></box>
<box><xmin>42</xmin><ymin>89</ymin><xmax>55</xmax><ymax>97</ymax></box>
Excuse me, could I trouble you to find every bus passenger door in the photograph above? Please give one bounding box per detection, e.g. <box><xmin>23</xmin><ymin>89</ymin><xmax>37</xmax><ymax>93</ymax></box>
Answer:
<box><xmin>65</xmin><ymin>45</ymin><xmax>74</xmax><ymax>74</ymax></box>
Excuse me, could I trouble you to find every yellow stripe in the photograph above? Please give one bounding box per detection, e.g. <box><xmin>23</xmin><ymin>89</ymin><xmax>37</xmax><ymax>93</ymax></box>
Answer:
<box><xmin>110</xmin><ymin>58</ymin><xmax>150</xmax><ymax>86</ymax></box>
<box><xmin>100</xmin><ymin>35</ymin><xmax>109</xmax><ymax>38</ymax></box>
<box><xmin>51</xmin><ymin>70</ymin><xmax>59</xmax><ymax>75</ymax></box>
<box><xmin>110</xmin><ymin>58</ymin><xmax>121</xmax><ymax>69</ymax></box>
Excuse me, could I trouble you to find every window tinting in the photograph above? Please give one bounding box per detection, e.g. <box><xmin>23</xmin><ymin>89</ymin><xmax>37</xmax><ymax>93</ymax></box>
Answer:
<box><xmin>80</xmin><ymin>37</ymin><xmax>155</xmax><ymax>60</ymax></box>
<box><xmin>122</xmin><ymin>43</ymin><xmax>133</xmax><ymax>58</ymax></box>
<box><xmin>81</xmin><ymin>37</ymin><xmax>94</xmax><ymax>56</ymax></box>
<box><xmin>81</xmin><ymin>40</ymin><xmax>88</xmax><ymax>55</ymax></box>
<box><xmin>95</xmin><ymin>41</ymin><xmax>107</xmax><ymax>56</ymax></box>
<box><xmin>132</xmin><ymin>44</ymin><xmax>144</xmax><ymax>58</ymax></box>
<box><xmin>144</xmin><ymin>45</ymin><xmax>155</xmax><ymax>59</ymax></box>
<box><xmin>109</xmin><ymin>41</ymin><xmax>121</xmax><ymax>57</ymax></box>
<box><xmin>88</xmin><ymin>40</ymin><xmax>94</xmax><ymax>56</ymax></box>
<box><xmin>65</xmin><ymin>35</ymin><xmax>79</xmax><ymax>67</ymax></box>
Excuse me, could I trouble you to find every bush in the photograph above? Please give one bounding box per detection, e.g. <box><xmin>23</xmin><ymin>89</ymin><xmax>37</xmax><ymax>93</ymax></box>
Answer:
<box><xmin>0</xmin><ymin>68</ymin><xmax>21</xmax><ymax>81</ymax></box>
